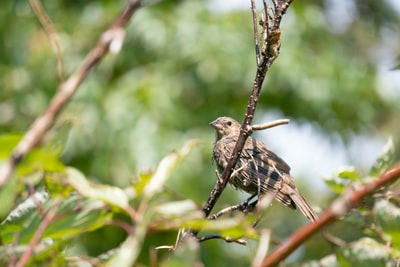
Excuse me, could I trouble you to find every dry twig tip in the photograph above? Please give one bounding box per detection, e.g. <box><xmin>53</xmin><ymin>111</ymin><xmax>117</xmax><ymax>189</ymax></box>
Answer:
<box><xmin>251</xmin><ymin>119</ymin><xmax>289</xmax><ymax>131</ymax></box>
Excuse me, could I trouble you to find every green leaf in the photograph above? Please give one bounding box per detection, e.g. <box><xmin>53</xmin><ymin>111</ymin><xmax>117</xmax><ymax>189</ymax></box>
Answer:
<box><xmin>0</xmin><ymin>239</ymin><xmax>68</xmax><ymax>266</ymax></box>
<box><xmin>337</xmin><ymin>166</ymin><xmax>363</xmax><ymax>181</ymax></box>
<box><xmin>182</xmin><ymin>216</ymin><xmax>257</xmax><ymax>240</ymax></box>
<box><xmin>324</xmin><ymin>178</ymin><xmax>346</xmax><ymax>194</ymax></box>
<box><xmin>160</xmin><ymin>233</ymin><xmax>200</xmax><ymax>267</ymax></box>
<box><xmin>0</xmin><ymin>195</ymin><xmax>112</xmax><ymax>244</ymax></box>
<box><xmin>132</xmin><ymin>170</ymin><xmax>153</xmax><ymax>198</ymax></box>
<box><xmin>0</xmin><ymin>133</ymin><xmax>65</xmax><ymax>177</ymax></box>
<box><xmin>318</xmin><ymin>254</ymin><xmax>341</xmax><ymax>267</ymax></box>
<box><xmin>374</xmin><ymin>199</ymin><xmax>400</xmax><ymax>250</ymax></box>
<box><xmin>16</xmin><ymin>145</ymin><xmax>65</xmax><ymax>176</ymax></box>
<box><xmin>109</xmin><ymin>204</ymin><xmax>153</xmax><ymax>267</ymax></box>
<box><xmin>108</xmin><ymin>235</ymin><xmax>140</xmax><ymax>267</ymax></box>
<box><xmin>143</xmin><ymin>140</ymin><xmax>199</xmax><ymax>201</ymax></box>
<box><xmin>149</xmin><ymin>200</ymin><xmax>204</xmax><ymax>230</ymax></box>
<box><xmin>44</xmin><ymin>173</ymin><xmax>74</xmax><ymax>197</ymax></box>
<box><xmin>0</xmin><ymin>176</ymin><xmax>20</xmax><ymax>220</ymax></box>
<box><xmin>0</xmin><ymin>134</ymin><xmax>23</xmax><ymax>159</ymax></box>
<box><xmin>337</xmin><ymin>237</ymin><xmax>393</xmax><ymax>267</ymax></box>
<box><xmin>0</xmin><ymin>191</ymin><xmax>50</xmax><ymax>238</ymax></box>
<box><xmin>326</xmin><ymin>166</ymin><xmax>365</xmax><ymax>194</ymax></box>
<box><xmin>110</xmin><ymin>141</ymin><xmax>199</xmax><ymax>266</ymax></box>
<box><xmin>66</xmin><ymin>167</ymin><xmax>130</xmax><ymax>211</ymax></box>
<box><xmin>370</xmin><ymin>137</ymin><xmax>395</xmax><ymax>176</ymax></box>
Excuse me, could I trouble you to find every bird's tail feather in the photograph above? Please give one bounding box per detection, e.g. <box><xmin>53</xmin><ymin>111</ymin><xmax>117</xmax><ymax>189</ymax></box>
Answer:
<box><xmin>289</xmin><ymin>190</ymin><xmax>319</xmax><ymax>222</ymax></box>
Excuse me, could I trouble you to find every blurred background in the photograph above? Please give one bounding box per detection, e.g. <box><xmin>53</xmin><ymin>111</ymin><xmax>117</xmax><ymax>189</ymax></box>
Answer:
<box><xmin>1</xmin><ymin>0</ymin><xmax>399</xmax><ymax>265</ymax></box>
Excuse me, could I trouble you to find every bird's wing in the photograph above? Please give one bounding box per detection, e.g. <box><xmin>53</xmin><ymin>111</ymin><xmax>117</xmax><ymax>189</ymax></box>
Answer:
<box><xmin>252</xmin><ymin>139</ymin><xmax>291</xmax><ymax>173</ymax></box>
<box><xmin>237</xmin><ymin>137</ymin><xmax>297</xmax><ymax>208</ymax></box>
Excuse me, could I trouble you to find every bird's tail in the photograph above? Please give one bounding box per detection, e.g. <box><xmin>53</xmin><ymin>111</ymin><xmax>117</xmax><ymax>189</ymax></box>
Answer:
<box><xmin>289</xmin><ymin>189</ymin><xmax>319</xmax><ymax>222</ymax></box>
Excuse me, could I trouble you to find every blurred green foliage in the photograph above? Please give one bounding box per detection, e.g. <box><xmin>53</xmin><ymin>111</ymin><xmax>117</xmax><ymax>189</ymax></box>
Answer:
<box><xmin>0</xmin><ymin>0</ymin><xmax>399</xmax><ymax>266</ymax></box>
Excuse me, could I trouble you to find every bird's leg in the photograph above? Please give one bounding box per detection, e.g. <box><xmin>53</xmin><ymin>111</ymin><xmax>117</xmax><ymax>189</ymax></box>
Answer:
<box><xmin>239</xmin><ymin>193</ymin><xmax>259</xmax><ymax>213</ymax></box>
<box><xmin>247</xmin><ymin>198</ymin><xmax>259</xmax><ymax>212</ymax></box>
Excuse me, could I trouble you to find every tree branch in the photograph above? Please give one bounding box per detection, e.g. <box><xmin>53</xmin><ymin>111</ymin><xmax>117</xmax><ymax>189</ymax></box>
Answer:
<box><xmin>260</xmin><ymin>162</ymin><xmax>400</xmax><ymax>267</ymax></box>
<box><xmin>0</xmin><ymin>0</ymin><xmax>145</xmax><ymax>187</ymax></box>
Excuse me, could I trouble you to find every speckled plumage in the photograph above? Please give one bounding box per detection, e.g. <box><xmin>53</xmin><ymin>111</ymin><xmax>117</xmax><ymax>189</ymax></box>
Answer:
<box><xmin>210</xmin><ymin>116</ymin><xmax>318</xmax><ymax>222</ymax></box>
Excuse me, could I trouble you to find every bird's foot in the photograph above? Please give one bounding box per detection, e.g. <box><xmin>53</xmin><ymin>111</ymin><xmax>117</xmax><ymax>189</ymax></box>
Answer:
<box><xmin>239</xmin><ymin>194</ymin><xmax>258</xmax><ymax>213</ymax></box>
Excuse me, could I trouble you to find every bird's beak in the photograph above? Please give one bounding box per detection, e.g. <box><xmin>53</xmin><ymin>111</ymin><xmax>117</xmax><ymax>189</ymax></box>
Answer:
<box><xmin>209</xmin><ymin>119</ymin><xmax>221</xmax><ymax>129</ymax></box>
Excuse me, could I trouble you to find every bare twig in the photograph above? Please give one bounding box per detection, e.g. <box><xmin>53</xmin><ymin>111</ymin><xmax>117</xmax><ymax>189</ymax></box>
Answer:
<box><xmin>208</xmin><ymin>204</ymin><xmax>243</xmax><ymax>220</ymax></box>
<box><xmin>251</xmin><ymin>0</ymin><xmax>262</xmax><ymax>66</ymax></box>
<box><xmin>251</xmin><ymin>119</ymin><xmax>289</xmax><ymax>131</ymax></box>
<box><xmin>8</xmin><ymin>234</ymin><xmax>20</xmax><ymax>267</ymax></box>
<box><xmin>271</xmin><ymin>0</ymin><xmax>278</xmax><ymax>9</ymax></box>
<box><xmin>260</xmin><ymin>163</ymin><xmax>400</xmax><ymax>267</ymax></box>
<box><xmin>0</xmin><ymin>0</ymin><xmax>145</xmax><ymax>187</ymax></box>
<box><xmin>107</xmin><ymin>220</ymin><xmax>135</xmax><ymax>235</ymax></box>
<box><xmin>28</xmin><ymin>183</ymin><xmax>46</xmax><ymax>219</ymax></box>
<box><xmin>207</xmin><ymin>202</ymin><xmax>251</xmax><ymax>220</ymax></box>
<box><xmin>28</xmin><ymin>0</ymin><xmax>65</xmax><ymax>81</ymax></box>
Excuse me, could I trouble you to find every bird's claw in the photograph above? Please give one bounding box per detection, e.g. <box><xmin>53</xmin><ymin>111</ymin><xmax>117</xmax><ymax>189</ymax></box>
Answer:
<box><xmin>240</xmin><ymin>194</ymin><xmax>258</xmax><ymax>213</ymax></box>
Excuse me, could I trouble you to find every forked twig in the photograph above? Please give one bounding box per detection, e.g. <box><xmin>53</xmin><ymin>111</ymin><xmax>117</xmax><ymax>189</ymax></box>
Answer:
<box><xmin>188</xmin><ymin>0</ymin><xmax>294</xmax><ymax>240</ymax></box>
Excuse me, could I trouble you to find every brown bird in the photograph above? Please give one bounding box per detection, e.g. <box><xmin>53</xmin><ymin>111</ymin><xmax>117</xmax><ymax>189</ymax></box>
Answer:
<box><xmin>210</xmin><ymin>116</ymin><xmax>318</xmax><ymax>222</ymax></box>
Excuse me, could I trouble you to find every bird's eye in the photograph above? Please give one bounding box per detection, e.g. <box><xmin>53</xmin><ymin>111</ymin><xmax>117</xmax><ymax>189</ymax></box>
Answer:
<box><xmin>226</xmin><ymin>121</ymin><xmax>232</xmax><ymax>127</ymax></box>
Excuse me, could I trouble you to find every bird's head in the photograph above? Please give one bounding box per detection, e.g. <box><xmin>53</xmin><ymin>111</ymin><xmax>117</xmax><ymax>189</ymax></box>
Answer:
<box><xmin>209</xmin><ymin>116</ymin><xmax>241</xmax><ymax>139</ymax></box>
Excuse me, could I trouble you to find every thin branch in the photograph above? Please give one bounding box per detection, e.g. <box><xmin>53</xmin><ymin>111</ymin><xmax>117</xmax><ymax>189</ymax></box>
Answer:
<box><xmin>207</xmin><ymin>203</ymin><xmax>248</xmax><ymax>220</ymax></box>
<box><xmin>271</xmin><ymin>0</ymin><xmax>278</xmax><ymax>9</ymax></box>
<box><xmin>106</xmin><ymin>220</ymin><xmax>135</xmax><ymax>235</ymax></box>
<box><xmin>260</xmin><ymin>0</ymin><xmax>269</xmax><ymax>57</ymax></box>
<box><xmin>260</xmin><ymin>162</ymin><xmax>400</xmax><ymax>267</ymax></box>
<box><xmin>209</xmin><ymin>182</ymin><xmax>277</xmax><ymax>222</ymax></box>
<box><xmin>28</xmin><ymin>0</ymin><xmax>65</xmax><ymax>81</ymax></box>
<box><xmin>8</xmin><ymin>234</ymin><xmax>20</xmax><ymax>267</ymax></box>
<box><xmin>251</xmin><ymin>0</ymin><xmax>262</xmax><ymax>66</ymax></box>
<box><xmin>0</xmin><ymin>0</ymin><xmax>145</xmax><ymax>187</ymax></box>
<box><xmin>28</xmin><ymin>183</ymin><xmax>46</xmax><ymax>219</ymax></box>
<box><xmin>272</xmin><ymin>0</ymin><xmax>294</xmax><ymax>29</ymax></box>
<box><xmin>197</xmin><ymin>234</ymin><xmax>247</xmax><ymax>245</ymax></box>
<box><xmin>15</xmin><ymin>199</ymin><xmax>61</xmax><ymax>267</ymax></box>
<box><xmin>251</xmin><ymin>119</ymin><xmax>289</xmax><ymax>131</ymax></box>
